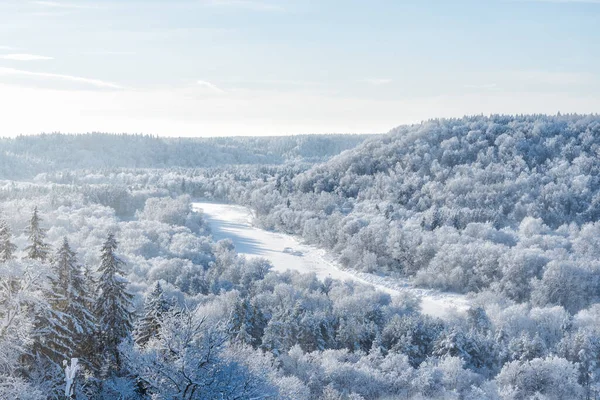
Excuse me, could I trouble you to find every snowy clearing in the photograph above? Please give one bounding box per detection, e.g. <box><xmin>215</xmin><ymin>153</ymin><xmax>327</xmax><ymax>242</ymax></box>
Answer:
<box><xmin>194</xmin><ymin>202</ymin><xmax>469</xmax><ymax>318</ymax></box>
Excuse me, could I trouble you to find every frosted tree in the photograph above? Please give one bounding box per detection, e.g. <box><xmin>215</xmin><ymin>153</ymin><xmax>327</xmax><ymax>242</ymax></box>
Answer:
<box><xmin>29</xmin><ymin>271</ymin><xmax>74</xmax><ymax>367</ymax></box>
<box><xmin>321</xmin><ymin>385</ymin><xmax>344</xmax><ymax>400</ymax></box>
<box><xmin>124</xmin><ymin>307</ymin><xmax>275</xmax><ymax>399</ymax></box>
<box><xmin>52</xmin><ymin>238</ymin><xmax>97</xmax><ymax>362</ymax></box>
<box><xmin>29</xmin><ymin>239</ymin><xmax>98</xmax><ymax>369</ymax></box>
<box><xmin>82</xmin><ymin>264</ymin><xmax>96</xmax><ymax>310</ymax></box>
<box><xmin>0</xmin><ymin>219</ymin><xmax>17</xmax><ymax>262</ymax></box>
<box><xmin>27</xmin><ymin>239</ymin><xmax>74</xmax><ymax>367</ymax></box>
<box><xmin>467</xmin><ymin>306</ymin><xmax>492</xmax><ymax>333</ymax></box>
<box><xmin>227</xmin><ymin>296</ymin><xmax>266</xmax><ymax>348</ymax></box>
<box><xmin>0</xmin><ymin>261</ymin><xmax>44</xmax><ymax>375</ymax></box>
<box><xmin>0</xmin><ymin>220</ymin><xmax>20</xmax><ymax>338</ymax></box>
<box><xmin>558</xmin><ymin>329</ymin><xmax>600</xmax><ymax>400</ymax></box>
<box><xmin>94</xmin><ymin>233</ymin><xmax>134</xmax><ymax>372</ymax></box>
<box><xmin>0</xmin><ymin>376</ymin><xmax>45</xmax><ymax>400</ymax></box>
<box><xmin>25</xmin><ymin>207</ymin><xmax>50</xmax><ymax>262</ymax></box>
<box><xmin>507</xmin><ymin>332</ymin><xmax>547</xmax><ymax>362</ymax></box>
<box><xmin>134</xmin><ymin>281</ymin><xmax>170</xmax><ymax>347</ymax></box>
<box><xmin>496</xmin><ymin>356</ymin><xmax>584</xmax><ymax>399</ymax></box>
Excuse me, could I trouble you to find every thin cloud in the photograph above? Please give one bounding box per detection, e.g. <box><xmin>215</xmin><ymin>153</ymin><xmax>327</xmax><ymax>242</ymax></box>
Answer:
<box><xmin>0</xmin><ymin>67</ymin><xmax>124</xmax><ymax>89</ymax></box>
<box><xmin>222</xmin><ymin>78</ymin><xmax>320</xmax><ymax>88</ymax></box>
<box><xmin>83</xmin><ymin>50</ymin><xmax>136</xmax><ymax>56</ymax></box>
<box><xmin>31</xmin><ymin>0</ymin><xmax>63</xmax><ymax>5</ymax></box>
<box><xmin>197</xmin><ymin>80</ymin><xmax>226</xmax><ymax>93</ymax></box>
<box><xmin>1</xmin><ymin>54</ymin><xmax>53</xmax><ymax>61</ymax></box>
<box><xmin>202</xmin><ymin>0</ymin><xmax>284</xmax><ymax>11</ymax></box>
<box><xmin>30</xmin><ymin>1</ymin><xmax>101</xmax><ymax>9</ymax></box>
<box><xmin>0</xmin><ymin>46</ymin><xmax>13</xmax><ymax>50</ymax></box>
<box><xmin>365</xmin><ymin>78</ymin><xmax>393</xmax><ymax>86</ymax></box>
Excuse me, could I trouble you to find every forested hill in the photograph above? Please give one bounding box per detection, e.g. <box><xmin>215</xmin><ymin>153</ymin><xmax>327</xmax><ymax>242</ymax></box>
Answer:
<box><xmin>248</xmin><ymin>114</ymin><xmax>600</xmax><ymax>308</ymax></box>
<box><xmin>295</xmin><ymin>114</ymin><xmax>600</xmax><ymax>229</ymax></box>
<box><xmin>0</xmin><ymin>133</ymin><xmax>372</xmax><ymax>178</ymax></box>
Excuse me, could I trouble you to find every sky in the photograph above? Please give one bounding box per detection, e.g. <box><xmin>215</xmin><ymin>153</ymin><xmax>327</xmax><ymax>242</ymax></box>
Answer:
<box><xmin>0</xmin><ymin>0</ymin><xmax>598</xmax><ymax>137</ymax></box>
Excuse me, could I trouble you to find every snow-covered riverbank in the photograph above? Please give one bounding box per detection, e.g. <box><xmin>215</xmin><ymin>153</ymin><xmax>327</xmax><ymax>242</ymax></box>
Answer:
<box><xmin>193</xmin><ymin>201</ymin><xmax>469</xmax><ymax>318</ymax></box>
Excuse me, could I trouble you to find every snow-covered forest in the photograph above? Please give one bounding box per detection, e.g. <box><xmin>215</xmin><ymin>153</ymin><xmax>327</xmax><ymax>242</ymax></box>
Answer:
<box><xmin>2</xmin><ymin>114</ymin><xmax>600</xmax><ymax>399</ymax></box>
<box><xmin>0</xmin><ymin>133</ymin><xmax>370</xmax><ymax>179</ymax></box>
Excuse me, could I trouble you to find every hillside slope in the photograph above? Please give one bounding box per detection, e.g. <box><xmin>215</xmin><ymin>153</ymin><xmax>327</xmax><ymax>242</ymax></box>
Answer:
<box><xmin>248</xmin><ymin>114</ymin><xmax>600</xmax><ymax>313</ymax></box>
<box><xmin>296</xmin><ymin>114</ymin><xmax>600</xmax><ymax>229</ymax></box>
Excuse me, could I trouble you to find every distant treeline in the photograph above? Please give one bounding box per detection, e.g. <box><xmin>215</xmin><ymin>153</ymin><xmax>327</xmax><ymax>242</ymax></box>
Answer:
<box><xmin>0</xmin><ymin>132</ymin><xmax>373</xmax><ymax>178</ymax></box>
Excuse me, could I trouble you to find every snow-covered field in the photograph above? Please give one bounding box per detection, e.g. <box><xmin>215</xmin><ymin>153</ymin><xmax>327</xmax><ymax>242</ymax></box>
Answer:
<box><xmin>194</xmin><ymin>202</ymin><xmax>469</xmax><ymax>318</ymax></box>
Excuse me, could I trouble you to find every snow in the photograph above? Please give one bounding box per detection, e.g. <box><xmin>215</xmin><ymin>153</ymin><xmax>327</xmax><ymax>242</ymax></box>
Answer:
<box><xmin>194</xmin><ymin>202</ymin><xmax>469</xmax><ymax>318</ymax></box>
<box><xmin>63</xmin><ymin>358</ymin><xmax>79</xmax><ymax>398</ymax></box>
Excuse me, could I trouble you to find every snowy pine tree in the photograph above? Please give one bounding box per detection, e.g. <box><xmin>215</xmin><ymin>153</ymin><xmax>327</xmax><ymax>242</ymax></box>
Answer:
<box><xmin>94</xmin><ymin>233</ymin><xmax>134</xmax><ymax>372</ymax></box>
<box><xmin>30</xmin><ymin>289</ymin><xmax>74</xmax><ymax>367</ymax></box>
<box><xmin>0</xmin><ymin>219</ymin><xmax>17</xmax><ymax>262</ymax></box>
<box><xmin>27</xmin><ymin>232</ymin><xmax>72</xmax><ymax>368</ymax></box>
<box><xmin>227</xmin><ymin>297</ymin><xmax>266</xmax><ymax>348</ymax></box>
<box><xmin>134</xmin><ymin>281</ymin><xmax>170</xmax><ymax>347</ymax></box>
<box><xmin>80</xmin><ymin>264</ymin><xmax>99</xmax><ymax>367</ymax></box>
<box><xmin>25</xmin><ymin>207</ymin><xmax>50</xmax><ymax>262</ymax></box>
<box><xmin>82</xmin><ymin>264</ymin><xmax>97</xmax><ymax>310</ymax></box>
<box><xmin>0</xmin><ymin>218</ymin><xmax>19</xmax><ymax>308</ymax></box>
<box><xmin>52</xmin><ymin>238</ymin><xmax>97</xmax><ymax>363</ymax></box>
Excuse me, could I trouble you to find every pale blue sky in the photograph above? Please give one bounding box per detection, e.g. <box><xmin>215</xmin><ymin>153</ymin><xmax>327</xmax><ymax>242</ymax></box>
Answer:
<box><xmin>0</xmin><ymin>0</ymin><xmax>598</xmax><ymax>136</ymax></box>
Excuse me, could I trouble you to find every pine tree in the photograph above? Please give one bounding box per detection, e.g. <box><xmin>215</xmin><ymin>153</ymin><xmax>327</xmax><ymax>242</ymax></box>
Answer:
<box><xmin>0</xmin><ymin>218</ymin><xmax>18</xmax><ymax>299</ymax></box>
<box><xmin>52</xmin><ymin>238</ymin><xmax>97</xmax><ymax>363</ymax></box>
<box><xmin>228</xmin><ymin>297</ymin><xmax>264</xmax><ymax>347</ymax></box>
<box><xmin>30</xmin><ymin>308</ymin><xmax>73</xmax><ymax>365</ymax></box>
<box><xmin>26</xmin><ymin>225</ymin><xmax>71</xmax><ymax>367</ymax></box>
<box><xmin>53</xmin><ymin>238</ymin><xmax>74</xmax><ymax>304</ymax></box>
<box><xmin>0</xmin><ymin>218</ymin><xmax>17</xmax><ymax>262</ymax></box>
<box><xmin>82</xmin><ymin>264</ymin><xmax>97</xmax><ymax>311</ymax></box>
<box><xmin>80</xmin><ymin>264</ymin><xmax>99</xmax><ymax>364</ymax></box>
<box><xmin>25</xmin><ymin>207</ymin><xmax>50</xmax><ymax>262</ymax></box>
<box><xmin>94</xmin><ymin>233</ymin><xmax>134</xmax><ymax>372</ymax></box>
<box><xmin>30</xmin><ymin>289</ymin><xmax>74</xmax><ymax>367</ymax></box>
<box><xmin>134</xmin><ymin>281</ymin><xmax>170</xmax><ymax>347</ymax></box>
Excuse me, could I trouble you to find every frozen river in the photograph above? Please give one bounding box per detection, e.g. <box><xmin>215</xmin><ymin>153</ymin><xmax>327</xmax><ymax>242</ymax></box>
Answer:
<box><xmin>193</xmin><ymin>201</ymin><xmax>469</xmax><ymax>318</ymax></box>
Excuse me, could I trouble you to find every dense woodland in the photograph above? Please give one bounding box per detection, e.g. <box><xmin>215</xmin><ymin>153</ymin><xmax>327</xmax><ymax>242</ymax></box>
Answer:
<box><xmin>2</xmin><ymin>115</ymin><xmax>600</xmax><ymax>399</ymax></box>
